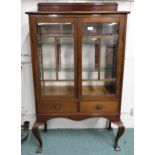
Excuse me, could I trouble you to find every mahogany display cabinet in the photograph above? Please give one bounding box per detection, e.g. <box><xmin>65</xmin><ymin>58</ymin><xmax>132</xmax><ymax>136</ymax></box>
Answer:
<box><xmin>26</xmin><ymin>3</ymin><xmax>130</xmax><ymax>153</ymax></box>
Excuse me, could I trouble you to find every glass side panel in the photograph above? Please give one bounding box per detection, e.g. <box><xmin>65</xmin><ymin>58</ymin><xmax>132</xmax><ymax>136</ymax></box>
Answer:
<box><xmin>37</xmin><ymin>23</ymin><xmax>74</xmax><ymax>96</ymax></box>
<box><xmin>38</xmin><ymin>38</ymin><xmax>56</xmax><ymax>80</ymax></box>
<box><xmin>82</xmin><ymin>22</ymin><xmax>119</xmax><ymax>96</ymax></box>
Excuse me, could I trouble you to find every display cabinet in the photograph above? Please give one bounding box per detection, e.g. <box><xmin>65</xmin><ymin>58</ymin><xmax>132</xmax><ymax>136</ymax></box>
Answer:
<box><xmin>26</xmin><ymin>3</ymin><xmax>129</xmax><ymax>153</ymax></box>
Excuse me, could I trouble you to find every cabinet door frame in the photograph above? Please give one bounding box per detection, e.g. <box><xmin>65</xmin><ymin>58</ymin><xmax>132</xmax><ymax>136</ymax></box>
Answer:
<box><xmin>29</xmin><ymin>16</ymin><xmax>78</xmax><ymax>100</ymax></box>
<box><xmin>77</xmin><ymin>15</ymin><xmax>126</xmax><ymax>101</ymax></box>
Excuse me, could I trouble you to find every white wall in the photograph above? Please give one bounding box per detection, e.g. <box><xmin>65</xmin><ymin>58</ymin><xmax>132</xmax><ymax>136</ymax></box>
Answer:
<box><xmin>21</xmin><ymin>0</ymin><xmax>134</xmax><ymax>129</ymax></box>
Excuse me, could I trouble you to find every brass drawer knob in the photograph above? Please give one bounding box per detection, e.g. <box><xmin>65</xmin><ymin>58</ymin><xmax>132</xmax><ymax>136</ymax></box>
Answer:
<box><xmin>55</xmin><ymin>104</ymin><xmax>61</xmax><ymax>111</ymax></box>
<box><xmin>96</xmin><ymin>104</ymin><xmax>102</xmax><ymax>110</ymax></box>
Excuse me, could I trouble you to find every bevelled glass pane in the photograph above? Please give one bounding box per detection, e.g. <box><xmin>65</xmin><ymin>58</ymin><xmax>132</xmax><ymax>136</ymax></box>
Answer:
<box><xmin>38</xmin><ymin>23</ymin><xmax>73</xmax><ymax>35</ymax></box>
<box><xmin>59</xmin><ymin>38</ymin><xmax>74</xmax><ymax>80</ymax></box>
<box><xmin>83</xmin><ymin>22</ymin><xmax>119</xmax><ymax>36</ymax></box>
<box><xmin>82</xmin><ymin>22</ymin><xmax>119</xmax><ymax>96</ymax></box>
<box><xmin>37</xmin><ymin>23</ymin><xmax>75</xmax><ymax>97</ymax></box>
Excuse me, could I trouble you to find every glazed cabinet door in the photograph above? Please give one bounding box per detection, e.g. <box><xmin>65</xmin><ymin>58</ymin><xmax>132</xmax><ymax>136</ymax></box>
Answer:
<box><xmin>78</xmin><ymin>16</ymin><xmax>125</xmax><ymax>100</ymax></box>
<box><xmin>29</xmin><ymin>17</ymin><xmax>77</xmax><ymax>99</ymax></box>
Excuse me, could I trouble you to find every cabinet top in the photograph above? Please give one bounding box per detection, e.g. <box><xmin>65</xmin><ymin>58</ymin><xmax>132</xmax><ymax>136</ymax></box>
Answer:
<box><xmin>26</xmin><ymin>11</ymin><xmax>130</xmax><ymax>15</ymax></box>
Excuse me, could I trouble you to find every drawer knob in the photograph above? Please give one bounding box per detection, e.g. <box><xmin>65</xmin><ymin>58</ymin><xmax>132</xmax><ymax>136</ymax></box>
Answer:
<box><xmin>96</xmin><ymin>104</ymin><xmax>102</xmax><ymax>110</ymax></box>
<box><xmin>55</xmin><ymin>104</ymin><xmax>61</xmax><ymax>111</ymax></box>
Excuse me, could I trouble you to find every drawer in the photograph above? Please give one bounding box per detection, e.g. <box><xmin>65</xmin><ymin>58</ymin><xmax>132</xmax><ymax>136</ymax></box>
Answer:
<box><xmin>38</xmin><ymin>101</ymin><xmax>77</xmax><ymax>113</ymax></box>
<box><xmin>80</xmin><ymin>101</ymin><xmax>118</xmax><ymax>113</ymax></box>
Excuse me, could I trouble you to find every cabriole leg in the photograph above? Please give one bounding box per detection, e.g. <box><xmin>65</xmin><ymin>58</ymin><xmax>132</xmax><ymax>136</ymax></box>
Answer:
<box><xmin>32</xmin><ymin>122</ymin><xmax>43</xmax><ymax>153</ymax></box>
<box><xmin>113</xmin><ymin>120</ymin><xmax>125</xmax><ymax>151</ymax></box>
<box><xmin>43</xmin><ymin>122</ymin><xmax>47</xmax><ymax>132</ymax></box>
<box><xmin>107</xmin><ymin>120</ymin><xmax>113</xmax><ymax>131</ymax></box>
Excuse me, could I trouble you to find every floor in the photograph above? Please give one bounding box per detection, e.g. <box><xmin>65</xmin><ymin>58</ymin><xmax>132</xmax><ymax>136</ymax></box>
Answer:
<box><xmin>21</xmin><ymin>129</ymin><xmax>134</xmax><ymax>155</ymax></box>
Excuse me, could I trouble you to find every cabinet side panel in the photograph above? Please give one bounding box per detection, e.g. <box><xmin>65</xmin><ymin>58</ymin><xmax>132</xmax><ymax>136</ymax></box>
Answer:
<box><xmin>118</xmin><ymin>15</ymin><xmax>128</xmax><ymax>113</ymax></box>
<box><xmin>28</xmin><ymin>15</ymin><xmax>41</xmax><ymax>114</ymax></box>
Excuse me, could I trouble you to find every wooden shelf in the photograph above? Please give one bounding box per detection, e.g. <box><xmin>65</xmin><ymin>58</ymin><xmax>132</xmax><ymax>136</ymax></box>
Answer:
<box><xmin>83</xmin><ymin>34</ymin><xmax>118</xmax><ymax>39</ymax></box>
<box><xmin>38</xmin><ymin>34</ymin><xmax>73</xmax><ymax>39</ymax></box>
<box><xmin>42</xmin><ymin>67</ymin><xmax>113</xmax><ymax>72</ymax></box>
<box><xmin>38</xmin><ymin>40</ymin><xmax>73</xmax><ymax>45</ymax></box>
<box><xmin>82</xmin><ymin>86</ymin><xmax>114</xmax><ymax>96</ymax></box>
<box><xmin>42</xmin><ymin>86</ymin><xmax>74</xmax><ymax>96</ymax></box>
<box><xmin>38</xmin><ymin>34</ymin><xmax>117</xmax><ymax>45</ymax></box>
<box><xmin>42</xmin><ymin>85</ymin><xmax>114</xmax><ymax>96</ymax></box>
<box><xmin>41</xmin><ymin>78</ymin><xmax>115</xmax><ymax>82</ymax></box>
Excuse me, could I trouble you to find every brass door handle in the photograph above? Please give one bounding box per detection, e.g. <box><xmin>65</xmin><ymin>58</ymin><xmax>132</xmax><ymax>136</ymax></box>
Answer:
<box><xmin>55</xmin><ymin>104</ymin><xmax>61</xmax><ymax>111</ymax></box>
<box><xmin>96</xmin><ymin>104</ymin><xmax>102</xmax><ymax>110</ymax></box>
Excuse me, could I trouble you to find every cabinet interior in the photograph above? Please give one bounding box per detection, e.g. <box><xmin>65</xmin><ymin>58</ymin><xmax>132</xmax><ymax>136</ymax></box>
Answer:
<box><xmin>37</xmin><ymin>22</ymin><xmax>119</xmax><ymax>96</ymax></box>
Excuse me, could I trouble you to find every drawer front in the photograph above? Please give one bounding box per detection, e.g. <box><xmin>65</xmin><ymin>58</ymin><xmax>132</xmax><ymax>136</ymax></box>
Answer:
<box><xmin>80</xmin><ymin>101</ymin><xmax>118</xmax><ymax>113</ymax></box>
<box><xmin>38</xmin><ymin>101</ymin><xmax>77</xmax><ymax>113</ymax></box>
